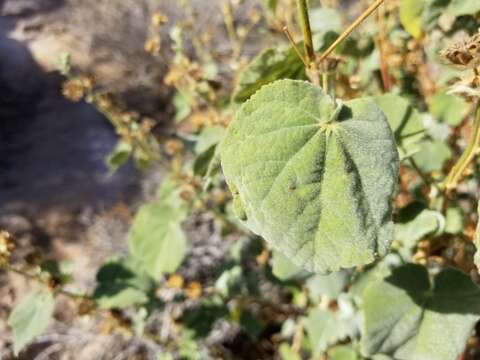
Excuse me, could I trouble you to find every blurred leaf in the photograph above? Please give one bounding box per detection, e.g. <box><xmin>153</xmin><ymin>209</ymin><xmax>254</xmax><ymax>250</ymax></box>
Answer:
<box><xmin>328</xmin><ymin>345</ymin><xmax>359</xmax><ymax>360</ymax></box>
<box><xmin>157</xmin><ymin>353</ymin><xmax>174</xmax><ymax>360</ymax></box>
<box><xmin>306</xmin><ymin>270</ymin><xmax>349</xmax><ymax>301</ymax></box>
<box><xmin>195</xmin><ymin>126</ymin><xmax>226</xmax><ymax>154</ymax></box>
<box><xmin>474</xmin><ymin>202</ymin><xmax>480</xmax><ymax>269</ymax></box>
<box><xmin>447</xmin><ymin>0</ymin><xmax>480</xmax><ymax>16</ymax></box>
<box><xmin>261</xmin><ymin>0</ymin><xmax>278</xmax><ymax>14</ymax></box>
<box><xmin>373</xmin><ymin>94</ymin><xmax>425</xmax><ymax>159</ymax></box>
<box><xmin>394</xmin><ymin>202</ymin><xmax>444</xmax><ymax>257</ymax></box>
<box><xmin>93</xmin><ymin>256</ymin><xmax>154</xmax><ymax>309</ymax></box>
<box><xmin>232</xmin><ymin>47</ymin><xmax>306</xmax><ymax>103</ymax></box>
<box><xmin>400</xmin><ymin>0</ymin><xmax>425</xmax><ymax>38</ymax></box>
<box><xmin>305</xmin><ymin>308</ymin><xmax>358</xmax><ymax>355</ymax></box>
<box><xmin>40</xmin><ymin>260</ymin><xmax>73</xmax><ymax>285</ymax></box>
<box><xmin>183</xmin><ymin>301</ymin><xmax>228</xmax><ymax>338</ymax></box>
<box><xmin>129</xmin><ymin>176</ymin><xmax>188</xmax><ymax>279</ymax></box>
<box><xmin>423</xmin><ymin>0</ymin><xmax>451</xmax><ymax>30</ymax></box>
<box><xmin>310</xmin><ymin>7</ymin><xmax>342</xmax><ymax>33</ymax></box>
<box><xmin>279</xmin><ymin>343</ymin><xmax>301</xmax><ymax>360</ymax></box>
<box><xmin>361</xmin><ymin>264</ymin><xmax>480</xmax><ymax>360</ymax></box>
<box><xmin>271</xmin><ymin>250</ymin><xmax>304</xmax><ymax>281</ymax></box>
<box><xmin>239</xmin><ymin>310</ymin><xmax>263</xmax><ymax>339</ymax></box>
<box><xmin>173</xmin><ymin>92</ymin><xmax>192</xmax><ymax>123</ymax></box>
<box><xmin>429</xmin><ymin>91</ymin><xmax>468</xmax><ymax>126</ymax></box>
<box><xmin>193</xmin><ymin>145</ymin><xmax>217</xmax><ymax>177</ymax></box>
<box><xmin>8</xmin><ymin>290</ymin><xmax>55</xmax><ymax>355</ymax></box>
<box><xmin>193</xmin><ymin>127</ymin><xmax>224</xmax><ymax>178</ymax></box>
<box><xmin>215</xmin><ymin>265</ymin><xmax>243</xmax><ymax>297</ymax></box>
<box><xmin>106</xmin><ymin>141</ymin><xmax>132</xmax><ymax>172</ymax></box>
<box><xmin>412</xmin><ymin>139</ymin><xmax>452</xmax><ymax>173</ymax></box>
<box><xmin>445</xmin><ymin>207</ymin><xmax>465</xmax><ymax>235</ymax></box>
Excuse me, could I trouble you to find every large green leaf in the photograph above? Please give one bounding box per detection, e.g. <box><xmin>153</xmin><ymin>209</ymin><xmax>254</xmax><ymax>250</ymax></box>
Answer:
<box><xmin>232</xmin><ymin>48</ymin><xmax>306</xmax><ymax>104</ymax></box>
<box><xmin>128</xmin><ymin>176</ymin><xmax>188</xmax><ymax>279</ymax></box>
<box><xmin>400</xmin><ymin>0</ymin><xmax>425</xmax><ymax>38</ymax></box>
<box><xmin>361</xmin><ymin>264</ymin><xmax>480</xmax><ymax>360</ymax></box>
<box><xmin>8</xmin><ymin>290</ymin><xmax>55</xmax><ymax>355</ymax></box>
<box><xmin>221</xmin><ymin>80</ymin><xmax>399</xmax><ymax>273</ymax></box>
<box><xmin>373</xmin><ymin>94</ymin><xmax>425</xmax><ymax>158</ymax></box>
<box><xmin>93</xmin><ymin>256</ymin><xmax>154</xmax><ymax>309</ymax></box>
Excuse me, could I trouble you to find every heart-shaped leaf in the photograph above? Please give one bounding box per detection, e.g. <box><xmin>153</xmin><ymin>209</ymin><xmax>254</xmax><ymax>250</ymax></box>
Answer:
<box><xmin>221</xmin><ymin>80</ymin><xmax>399</xmax><ymax>273</ymax></box>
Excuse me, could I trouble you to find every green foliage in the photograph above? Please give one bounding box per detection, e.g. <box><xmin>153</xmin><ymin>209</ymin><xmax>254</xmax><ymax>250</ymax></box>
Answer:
<box><xmin>400</xmin><ymin>0</ymin><xmax>425</xmax><ymax>38</ymax></box>
<box><xmin>412</xmin><ymin>139</ymin><xmax>452</xmax><ymax>174</ymax></box>
<box><xmin>305</xmin><ymin>304</ymin><xmax>358</xmax><ymax>355</ymax></box>
<box><xmin>429</xmin><ymin>91</ymin><xmax>468</xmax><ymax>126</ymax></box>
<box><xmin>8</xmin><ymin>290</ymin><xmax>55</xmax><ymax>355</ymax></box>
<box><xmin>128</xmin><ymin>176</ymin><xmax>188</xmax><ymax>279</ymax></box>
<box><xmin>373</xmin><ymin>94</ymin><xmax>425</xmax><ymax>158</ymax></box>
<box><xmin>93</xmin><ymin>256</ymin><xmax>155</xmax><ymax>309</ymax></box>
<box><xmin>221</xmin><ymin>79</ymin><xmax>399</xmax><ymax>273</ymax></box>
<box><xmin>106</xmin><ymin>142</ymin><xmax>133</xmax><ymax>172</ymax></box>
<box><xmin>362</xmin><ymin>264</ymin><xmax>480</xmax><ymax>360</ymax></box>
<box><xmin>271</xmin><ymin>250</ymin><xmax>304</xmax><ymax>281</ymax></box>
<box><xmin>447</xmin><ymin>0</ymin><xmax>480</xmax><ymax>16</ymax></box>
<box><xmin>232</xmin><ymin>47</ymin><xmax>306</xmax><ymax>104</ymax></box>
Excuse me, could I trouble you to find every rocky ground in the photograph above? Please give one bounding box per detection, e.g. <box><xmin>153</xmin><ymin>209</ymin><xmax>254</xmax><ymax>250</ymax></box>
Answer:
<box><xmin>0</xmin><ymin>0</ymin><xmax>247</xmax><ymax>358</ymax></box>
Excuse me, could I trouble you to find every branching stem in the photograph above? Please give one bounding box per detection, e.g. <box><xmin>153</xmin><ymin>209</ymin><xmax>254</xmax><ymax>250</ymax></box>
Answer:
<box><xmin>318</xmin><ymin>0</ymin><xmax>385</xmax><ymax>63</ymax></box>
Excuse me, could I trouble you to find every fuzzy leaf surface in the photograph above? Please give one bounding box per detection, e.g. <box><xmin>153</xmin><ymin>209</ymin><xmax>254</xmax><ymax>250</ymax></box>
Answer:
<box><xmin>221</xmin><ymin>80</ymin><xmax>399</xmax><ymax>272</ymax></box>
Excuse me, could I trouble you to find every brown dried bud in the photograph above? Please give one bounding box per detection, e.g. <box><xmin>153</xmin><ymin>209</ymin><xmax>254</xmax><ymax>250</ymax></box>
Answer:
<box><xmin>441</xmin><ymin>32</ymin><xmax>480</xmax><ymax>69</ymax></box>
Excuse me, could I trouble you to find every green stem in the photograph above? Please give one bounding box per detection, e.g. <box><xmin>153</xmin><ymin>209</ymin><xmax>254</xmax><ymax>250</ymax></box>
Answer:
<box><xmin>444</xmin><ymin>101</ymin><xmax>480</xmax><ymax>191</ymax></box>
<box><xmin>296</xmin><ymin>0</ymin><xmax>315</xmax><ymax>65</ymax></box>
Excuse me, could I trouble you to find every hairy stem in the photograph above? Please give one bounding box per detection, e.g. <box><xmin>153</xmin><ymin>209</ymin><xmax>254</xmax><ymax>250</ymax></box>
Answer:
<box><xmin>444</xmin><ymin>101</ymin><xmax>480</xmax><ymax>191</ymax></box>
<box><xmin>296</xmin><ymin>0</ymin><xmax>315</xmax><ymax>65</ymax></box>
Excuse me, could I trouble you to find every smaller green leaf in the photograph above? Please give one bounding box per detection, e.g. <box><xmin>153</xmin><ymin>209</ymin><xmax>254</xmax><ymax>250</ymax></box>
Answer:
<box><xmin>183</xmin><ymin>301</ymin><xmax>228</xmax><ymax>338</ymax></box>
<box><xmin>215</xmin><ymin>265</ymin><xmax>243</xmax><ymax>297</ymax></box>
<box><xmin>429</xmin><ymin>91</ymin><xmax>468</xmax><ymax>126</ymax></box>
<box><xmin>271</xmin><ymin>250</ymin><xmax>304</xmax><ymax>281</ymax></box>
<box><xmin>373</xmin><ymin>94</ymin><xmax>425</xmax><ymax>159</ymax></box>
<box><xmin>447</xmin><ymin>0</ymin><xmax>480</xmax><ymax>16</ymax></box>
<box><xmin>173</xmin><ymin>92</ymin><xmax>192</xmax><ymax>123</ymax></box>
<box><xmin>306</xmin><ymin>270</ymin><xmax>349</xmax><ymax>301</ymax></box>
<box><xmin>412</xmin><ymin>139</ymin><xmax>452</xmax><ymax>173</ymax></box>
<box><xmin>305</xmin><ymin>308</ymin><xmax>358</xmax><ymax>355</ymax></box>
<box><xmin>328</xmin><ymin>345</ymin><xmax>359</xmax><ymax>360</ymax></box>
<box><xmin>279</xmin><ymin>343</ymin><xmax>301</xmax><ymax>360</ymax></box>
<box><xmin>195</xmin><ymin>126</ymin><xmax>226</xmax><ymax>154</ymax></box>
<box><xmin>232</xmin><ymin>47</ymin><xmax>306</xmax><ymax>103</ymax></box>
<box><xmin>93</xmin><ymin>256</ymin><xmax>154</xmax><ymax>309</ymax></box>
<box><xmin>400</xmin><ymin>0</ymin><xmax>425</xmax><ymax>38</ymax></box>
<box><xmin>128</xmin><ymin>176</ymin><xmax>188</xmax><ymax>279</ymax></box>
<box><xmin>8</xmin><ymin>290</ymin><xmax>55</xmax><ymax>355</ymax></box>
<box><xmin>394</xmin><ymin>202</ymin><xmax>444</xmax><ymax>258</ymax></box>
<box><xmin>239</xmin><ymin>310</ymin><xmax>263</xmax><ymax>339</ymax></box>
<box><xmin>445</xmin><ymin>207</ymin><xmax>465</xmax><ymax>235</ymax></box>
<box><xmin>106</xmin><ymin>142</ymin><xmax>132</xmax><ymax>172</ymax></box>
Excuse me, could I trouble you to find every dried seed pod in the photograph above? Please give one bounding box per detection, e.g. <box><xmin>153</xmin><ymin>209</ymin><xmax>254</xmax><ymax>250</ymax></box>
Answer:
<box><xmin>441</xmin><ymin>32</ymin><xmax>480</xmax><ymax>69</ymax></box>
